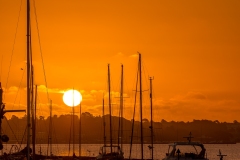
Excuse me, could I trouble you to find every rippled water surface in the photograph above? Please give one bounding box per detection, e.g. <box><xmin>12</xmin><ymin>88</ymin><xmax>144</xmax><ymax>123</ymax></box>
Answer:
<box><xmin>2</xmin><ymin>143</ymin><xmax>240</xmax><ymax>160</ymax></box>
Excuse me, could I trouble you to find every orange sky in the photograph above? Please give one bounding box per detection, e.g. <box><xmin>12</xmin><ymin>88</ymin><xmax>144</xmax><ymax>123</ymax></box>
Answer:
<box><xmin>0</xmin><ymin>0</ymin><xmax>239</xmax><ymax>122</ymax></box>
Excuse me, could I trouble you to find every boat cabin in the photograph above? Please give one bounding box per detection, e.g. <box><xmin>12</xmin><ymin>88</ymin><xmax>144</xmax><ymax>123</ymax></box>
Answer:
<box><xmin>163</xmin><ymin>142</ymin><xmax>208</xmax><ymax>160</ymax></box>
<box><xmin>96</xmin><ymin>145</ymin><xmax>124</xmax><ymax>160</ymax></box>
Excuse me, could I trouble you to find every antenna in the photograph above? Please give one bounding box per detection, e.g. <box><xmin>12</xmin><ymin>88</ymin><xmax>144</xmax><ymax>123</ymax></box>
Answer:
<box><xmin>217</xmin><ymin>149</ymin><xmax>227</xmax><ymax>160</ymax></box>
<box><xmin>183</xmin><ymin>132</ymin><xmax>194</xmax><ymax>142</ymax></box>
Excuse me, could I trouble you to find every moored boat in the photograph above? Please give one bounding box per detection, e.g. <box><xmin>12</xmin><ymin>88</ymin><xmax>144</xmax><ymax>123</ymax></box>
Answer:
<box><xmin>95</xmin><ymin>65</ymin><xmax>124</xmax><ymax>160</ymax></box>
<box><xmin>96</xmin><ymin>145</ymin><xmax>124</xmax><ymax>160</ymax></box>
<box><xmin>162</xmin><ymin>132</ymin><xmax>208</xmax><ymax>160</ymax></box>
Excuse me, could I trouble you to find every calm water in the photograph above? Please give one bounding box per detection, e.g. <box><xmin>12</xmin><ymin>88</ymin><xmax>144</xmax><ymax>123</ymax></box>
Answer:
<box><xmin>2</xmin><ymin>143</ymin><xmax>240</xmax><ymax>160</ymax></box>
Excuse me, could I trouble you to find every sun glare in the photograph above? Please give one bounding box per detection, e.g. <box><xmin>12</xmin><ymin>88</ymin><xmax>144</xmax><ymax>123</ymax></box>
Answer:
<box><xmin>63</xmin><ymin>89</ymin><xmax>82</xmax><ymax>107</ymax></box>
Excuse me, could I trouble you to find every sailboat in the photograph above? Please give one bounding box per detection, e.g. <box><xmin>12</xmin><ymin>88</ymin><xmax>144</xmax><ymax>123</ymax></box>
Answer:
<box><xmin>96</xmin><ymin>64</ymin><xmax>124</xmax><ymax>160</ymax></box>
<box><xmin>0</xmin><ymin>0</ymin><xmax>32</xmax><ymax>159</ymax></box>
<box><xmin>128</xmin><ymin>53</ymin><xmax>156</xmax><ymax>160</ymax></box>
<box><xmin>129</xmin><ymin>53</ymin><xmax>145</xmax><ymax>160</ymax></box>
<box><xmin>0</xmin><ymin>1</ymin><xmax>98</xmax><ymax>159</ymax></box>
<box><xmin>0</xmin><ymin>0</ymin><xmax>60</xmax><ymax>159</ymax></box>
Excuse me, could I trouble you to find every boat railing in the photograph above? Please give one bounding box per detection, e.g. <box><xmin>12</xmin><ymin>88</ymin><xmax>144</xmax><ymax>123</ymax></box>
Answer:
<box><xmin>9</xmin><ymin>145</ymin><xmax>19</xmax><ymax>154</ymax></box>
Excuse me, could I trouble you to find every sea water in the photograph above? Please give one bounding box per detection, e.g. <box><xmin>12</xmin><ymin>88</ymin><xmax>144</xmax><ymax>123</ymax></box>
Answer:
<box><xmin>2</xmin><ymin>143</ymin><xmax>240</xmax><ymax>160</ymax></box>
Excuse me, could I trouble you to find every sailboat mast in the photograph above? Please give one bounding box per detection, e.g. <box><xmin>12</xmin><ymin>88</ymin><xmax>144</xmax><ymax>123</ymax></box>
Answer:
<box><xmin>49</xmin><ymin>99</ymin><xmax>52</xmax><ymax>156</ymax></box>
<box><xmin>120</xmin><ymin>64</ymin><xmax>123</xmax><ymax>150</ymax></box>
<box><xmin>108</xmin><ymin>64</ymin><xmax>113</xmax><ymax>153</ymax></box>
<box><xmin>32</xmin><ymin>84</ymin><xmax>37</xmax><ymax>160</ymax></box>
<box><xmin>73</xmin><ymin>96</ymin><xmax>75</xmax><ymax>156</ymax></box>
<box><xmin>129</xmin><ymin>63</ymin><xmax>139</xmax><ymax>159</ymax></box>
<box><xmin>139</xmin><ymin>53</ymin><xmax>143</xmax><ymax>160</ymax></box>
<box><xmin>103</xmin><ymin>95</ymin><xmax>106</xmax><ymax>146</ymax></box>
<box><xmin>149</xmin><ymin>77</ymin><xmax>154</xmax><ymax>160</ymax></box>
<box><xmin>79</xmin><ymin>103</ymin><xmax>82</xmax><ymax>160</ymax></box>
<box><xmin>27</xmin><ymin>0</ymin><xmax>31</xmax><ymax>159</ymax></box>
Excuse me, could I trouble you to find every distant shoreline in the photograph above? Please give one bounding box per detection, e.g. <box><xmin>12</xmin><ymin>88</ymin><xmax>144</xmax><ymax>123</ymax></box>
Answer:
<box><xmin>4</xmin><ymin>142</ymin><xmax>238</xmax><ymax>145</ymax></box>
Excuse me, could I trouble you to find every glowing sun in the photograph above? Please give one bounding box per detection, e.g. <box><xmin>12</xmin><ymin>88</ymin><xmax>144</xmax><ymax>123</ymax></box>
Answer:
<box><xmin>63</xmin><ymin>89</ymin><xmax>82</xmax><ymax>107</ymax></box>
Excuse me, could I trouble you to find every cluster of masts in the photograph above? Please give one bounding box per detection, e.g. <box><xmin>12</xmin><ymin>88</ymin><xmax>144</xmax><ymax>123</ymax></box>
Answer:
<box><xmin>0</xmin><ymin>0</ymin><xmax>230</xmax><ymax>159</ymax></box>
<box><xmin>0</xmin><ymin>82</ymin><xmax>25</xmax><ymax>150</ymax></box>
<box><xmin>97</xmin><ymin>53</ymin><xmax>155</xmax><ymax>160</ymax></box>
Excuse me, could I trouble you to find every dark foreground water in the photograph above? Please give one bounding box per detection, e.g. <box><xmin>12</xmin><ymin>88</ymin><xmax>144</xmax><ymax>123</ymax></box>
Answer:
<box><xmin>2</xmin><ymin>143</ymin><xmax>240</xmax><ymax>160</ymax></box>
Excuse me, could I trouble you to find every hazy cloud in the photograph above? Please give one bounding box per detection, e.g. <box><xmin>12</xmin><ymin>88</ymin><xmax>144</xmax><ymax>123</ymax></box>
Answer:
<box><xmin>117</xmin><ymin>52</ymin><xmax>124</xmax><ymax>56</ymax></box>
<box><xmin>184</xmin><ymin>92</ymin><xmax>207</xmax><ymax>100</ymax></box>
<box><xmin>129</xmin><ymin>54</ymin><xmax>138</xmax><ymax>58</ymax></box>
<box><xmin>3</xmin><ymin>84</ymin><xmax>240</xmax><ymax>122</ymax></box>
<box><xmin>6</xmin><ymin>86</ymin><xmax>19</xmax><ymax>94</ymax></box>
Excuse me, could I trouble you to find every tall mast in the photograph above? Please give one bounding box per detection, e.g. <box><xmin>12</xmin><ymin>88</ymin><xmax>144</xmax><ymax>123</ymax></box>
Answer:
<box><xmin>31</xmin><ymin>66</ymin><xmax>34</xmax><ymax>158</ymax></box>
<box><xmin>139</xmin><ymin>53</ymin><xmax>143</xmax><ymax>160</ymax></box>
<box><xmin>120</xmin><ymin>64</ymin><xmax>123</xmax><ymax>150</ymax></box>
<box><xmin>129</xmin><ymin>63</ymin><xmax>139</xmax><ymax>159</ymax></box>
<box><xmin>79</xmin><ymin>103</ymin><xmax>82</xmax><ymax>160</ymax></box>
<box><xmin>49</xmin><ymin>99</ymin><xmax>52</xmax><ymax>157</ymax></box>
<box><xmin>32</xmin><ymin>84</ymin><xmax>37</xmax><ymax>160</ymax></box>
<box><xmin>27</xmin><ymin>0</ymin><xmax>31</xmax><ymax>159</ymax></box>
<box><xmin>149</xmin><ymin>77</ymin><xmax>154</xmax><ymax>160</ymax></box>
<box><xmin>103</xmin><ymin>95</ymin><xmax>106</xmax><ymax>146</ymax></box>
<box><xmin>108</xmin><ymin>64</ymin><xmax>112</xmax><ymax>153</ymax></box>
<box><xmin>117</xmin><ymin>65</ymin><xmax>123</xmax><ymax>147</ymax></box>
<box><xmin>72</xmin><ymin>90</ymin><xmax>75</xmax><ymax>156</ymax></box>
